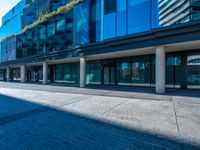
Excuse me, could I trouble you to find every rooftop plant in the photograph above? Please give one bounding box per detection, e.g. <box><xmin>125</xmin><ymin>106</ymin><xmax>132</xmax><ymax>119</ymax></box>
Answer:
<box><xmin>0</xmin><ymin>34</ymin><xmax>15</xmax><ymax>44</ymax></box>
<box><xmin>23</xmin><ymin>0</ymin><xmax>84</xmax><ymax>32</ymax></box>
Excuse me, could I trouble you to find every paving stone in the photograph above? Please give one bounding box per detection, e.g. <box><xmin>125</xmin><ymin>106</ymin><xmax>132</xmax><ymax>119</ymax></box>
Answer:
<box><xmin>0</xmin><ymin>83</ymin><xmax>199</xmax><ymax>149</ymax></box>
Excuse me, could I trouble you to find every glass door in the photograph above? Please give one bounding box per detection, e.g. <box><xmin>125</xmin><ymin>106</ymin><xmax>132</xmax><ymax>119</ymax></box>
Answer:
<box><xmin>102</xmin><ymin>64</ymin><xmax>116</xmax><ymax>85</ymax></box>
<box><xmin>103</xmin><ymin>67</ymin><xmax>110</xmax><ymax>85</ymax></box>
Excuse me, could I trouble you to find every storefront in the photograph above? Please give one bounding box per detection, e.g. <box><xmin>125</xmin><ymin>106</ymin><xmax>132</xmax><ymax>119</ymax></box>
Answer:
<box><xmin>0</xmin><ymin>69</ymin><xmax>6</xmax><ymax>81</ymax></box>
<box><xmin>86</xmin><ymin>50</ymin><xmax>200</xmax><ymax>90</ymax></box>
<box><xmin>26</xmin><ymin>66</ymin><xmax>43</xmax><ymax>83</ymax></box>
<box><xmin>10</xmin><ymin>68</ymin><xmax>20</xmax><ymax>82</ymax></box>
<box><xmin>48</xmin><ymin>62</ymin><xmax>80</xmax><ymax>84</ymax></box>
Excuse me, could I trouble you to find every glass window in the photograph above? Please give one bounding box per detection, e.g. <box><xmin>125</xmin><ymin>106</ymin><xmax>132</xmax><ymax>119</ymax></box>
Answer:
<box><xmin>71</xmin><ymin>62</ymin><xmax>80</xmax><ymax>84</ymax></box>
<box><xmin>86</xmin><ymin>61</ymin><xmax>101</xmax><ymax>85</ymax></box>
<box><xmin>63</xmin><ymin>63</ymin><xmax>71</xmax><ymax>83</ymax></box>
<box><xmin>55</xmin><ymin>64</ymin><xmax>63</xmax><ymax>83</ymax></box>
<box><xmin>128</xmin><ymin>0</ymin><xmax>151</xmax><ymax>34</ymax></box>
<box><xmin>104</xmin><ymin>0</ymin><xmax>116</xmax><ymax>15</ymax></box>
<box><xmin>118</xmin><ymin>58</ymin><xmax>131</xmax><ymax>86</ymax></box>
<box><xmin>117</xmin><ymin>0</ymin><xmax>127</xmax><ymax>36</ymax></box>
<box><xmin>132</xmin><ymin>56</ymin><xmax>151</xmax><ymax>86</ymax></box>
<box><xmin>187</xmin><ymin>54</ymin><xmax>200</xmax><ymax>89</ymax></box>
<box><xmin>73</xmin><ymin>1</ymin><xmax>89</xmax><ymax>45</ymax></box>
<box><xmin>47</xmin><ymin>23</ymin><xmax>55</xmax><ymax>36</ymax></box>
<box><xmin>166</xmin><ymin>54</ymin><xmax>175</xmax><ymax>88</ymax></box>
<box><xmin>40</xmin><ymin>27</ymin><xmax>46</xmax><ymax>40</ymax></box>
<box><xmin>56</xmin><ymin>19</ymin><xmax>65</xmax><ymax>32</ymax></box>
<box><xmin>104</xmin><ymin>13</ymin><xmax>116</xmax><ymax>39</ymax></box>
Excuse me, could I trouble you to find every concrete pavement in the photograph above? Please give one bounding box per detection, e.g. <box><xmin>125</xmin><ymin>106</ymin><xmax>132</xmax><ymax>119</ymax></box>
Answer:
<box><xmin>0</xmin><ymin>82</ymin><xmax>199</xmax><ymax>149</ymax></box>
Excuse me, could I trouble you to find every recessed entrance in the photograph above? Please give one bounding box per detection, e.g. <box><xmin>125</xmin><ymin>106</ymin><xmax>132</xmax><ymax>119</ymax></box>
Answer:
<box><xmin>26</xmin><ymin>66</ymin><xmax>43</xmax><ymax>82</ymax></box>
<box><xmin>102</xmin><ymin>61</ymin><xmax>116</xmax><ymax>85</ymax></box>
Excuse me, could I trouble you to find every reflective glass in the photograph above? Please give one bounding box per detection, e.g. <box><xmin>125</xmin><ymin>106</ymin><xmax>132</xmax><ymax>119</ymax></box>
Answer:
<box><xmin>127</xmin><ymin>0</ymin><xmax>151</xmax><ymax>34</ymax></box>
<box><xmin>104</xmin><ymin>13</ymin><xmax>116</xmax><ymax>39</ymax></box>
<box><xmin>86</xmin><ymin>61</ymin><xmax>101</xmax><ymax>85</ymax></box>
<box><xmin>56</xmin><ymin>19</ymin><xmax>65</xmax><ymax>32</ymax></box>
<box><xmin>187</xmin><ymin>54</ymin><xmax>200</xmax><ymax>89</ymax></box>
<box><xmin>132</xmin><ymin>56</ymin><xmax>151</xmax><ymax>86</ymax></box>
<box><xmin>73</xmin><ymin>0</ymin><xmax>89</xmax><ymax>46</ymax></box>
<box><xmin>47</xmin><ymin>23</ymin><xmax>55</xmax><ymax>36</ymax></box>
<box><xmin>118</xmin><ymin>58</ymin><xmax>131</xmax><ymax>86</ymax></box>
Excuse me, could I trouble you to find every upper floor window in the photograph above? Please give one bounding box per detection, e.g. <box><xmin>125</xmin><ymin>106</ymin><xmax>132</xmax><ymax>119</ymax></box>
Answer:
<box><xmin>39</xmin><ymin>27</ymin><xmax>46</xmax><ymax>40</ymax></box>
<box><xmin>56</xmin><ymin>19</ymin><xmax>65</xmax><ymax>32</ymax></box>
<box><xmin>47</xmin><ymin>23</ymin><xmax>55</xmax><ymax>36</ymax></box>
<box><xmin>104</xmin><ymin>0</ymin><xmax>116</xmax><ymax>15</ymax></box>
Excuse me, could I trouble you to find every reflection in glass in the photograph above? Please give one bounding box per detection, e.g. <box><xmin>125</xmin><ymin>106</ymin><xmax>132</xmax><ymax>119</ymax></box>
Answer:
<box><xmin>132</xmin><ymin>57</ymin><xmax>150</xmax><ymax>86</ymax></box>
<box><xmin>187</xmin><ymin>54</ymin><xmax>200</xmax><ymax>89</ymax></box>
<box><xmin>118</xmin><ymin>59</ymin><xmax>131</xmax><ymax>86</ymax></box>
<box><xmin>86</xmin><ymin>61</ymin><xmax>101</xmax><ymax>85</ymax></box>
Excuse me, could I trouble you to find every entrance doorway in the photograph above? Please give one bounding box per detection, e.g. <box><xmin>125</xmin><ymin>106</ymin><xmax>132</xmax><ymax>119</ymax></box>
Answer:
<box><xmin>102</xmin><ymin>61</ymin><xmax>116</xmax><ymax>85</ymax></box>
<box><xmin>26</xmin><ymin>66</ymin><xmax>43</xmax><ymax>82</ymax></box>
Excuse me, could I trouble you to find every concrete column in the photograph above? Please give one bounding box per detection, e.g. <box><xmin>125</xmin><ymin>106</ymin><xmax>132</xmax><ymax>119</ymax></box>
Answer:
<box><xmin>156</xmin><ymin>46</ymin><xmax>166</xmax><ymax>94</ymax></box>
<box><xmin>20</xmin><ymin>65</ymin><xmax>26</xmax><ymax>83</ymax></box>
<box><xmin>43</xmin><ymin>62</ymin><xmax>48</xmax><ymax>84</ymax></box>
<box><xmin>80</xmin><ymin>57</ymin><xmax>86</xmax><ymax>88</ymax></box>
<box><xmin>6</xmin><ymin>67</ymin><xmax>10</xmax><ymax>82</ymax></box>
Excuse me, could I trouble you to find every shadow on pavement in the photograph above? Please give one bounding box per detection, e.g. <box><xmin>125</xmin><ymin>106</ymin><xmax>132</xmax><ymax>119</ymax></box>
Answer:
<box><xmin>0</xmin><ymin>94</ymin><xmax>199</xmax><ymax>150</ymax></box>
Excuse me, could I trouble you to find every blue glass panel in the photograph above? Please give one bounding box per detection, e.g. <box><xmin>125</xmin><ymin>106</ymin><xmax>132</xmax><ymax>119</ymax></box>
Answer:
<box><xmin>117</xmin><ymin>0</ymin><xmax>127</xmax><ymax>37</ymax></box>
<box><xmin>103</xmin><ymin>13</ymin><xmax>116</xmax><ymax>39</ymax></box>
<box><xmin>117</xmin><ymin>0</ymin><xmax>126</xmax><ymax>11</ymax></box>
<box><xmin>151</xmin><ymin>0</ymin><xmax>159</xmax><ymax>28</ymax></box>
<box><xmin>128</xmin><ymin>0</ymin><xmax>151</xmax><ymax>34</ymax></box>
<box><xmin>117</xmin><ymin>11</ymin><xmax>127</xmax><ymax>36</ymax></box>
<box><xmin>95</xmin><ymin>0</ymin><xmax>104</xmax><ymax>42</ymax></box>
<box><xmin>73</xmin><ymin>0</ymin><xmax>89</xmax><ymax>46</ymax></box>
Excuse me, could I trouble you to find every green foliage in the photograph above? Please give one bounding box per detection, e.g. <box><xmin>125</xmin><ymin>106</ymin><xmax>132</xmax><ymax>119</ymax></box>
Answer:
<box><xmin>23</xmin><ymin>0</ymin><xmax>84</xmax><ymax>32</ymax></box>
<box><xmin>0</xmin><ymin>35</ymin><xmax>15</xmax><ymax>44</ymax></box>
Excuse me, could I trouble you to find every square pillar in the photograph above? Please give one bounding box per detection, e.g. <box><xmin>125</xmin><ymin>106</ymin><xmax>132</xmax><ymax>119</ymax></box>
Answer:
<box><xmin>156</xmin><ymin>46</ymin><xmax>166</xmax><ymax>94</ymax></box>
<box><xmin>20</xmin><ymin>65</ymin><xmax>26</xmax><ymax>83</ymax></box>
<box><xmin>43</xmin><ymin>62</ymin><xmax>48</xmax><ymax>84</ymax></box>
<box><xmin>80</xmin><ymin>57</ymin><xmax>86</xmax><ymax>88</ymax></box>
<box><xmin>6</xmin><ymin>67</ymin><xmax>10</xmax><ymax>82</ymax></box>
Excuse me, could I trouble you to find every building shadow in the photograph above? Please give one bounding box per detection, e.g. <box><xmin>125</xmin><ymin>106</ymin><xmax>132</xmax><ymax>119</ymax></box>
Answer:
<box><xmin>0</xmin><ymin>94</ymin><xmax>199</xmax><ymax>150</ymax></box>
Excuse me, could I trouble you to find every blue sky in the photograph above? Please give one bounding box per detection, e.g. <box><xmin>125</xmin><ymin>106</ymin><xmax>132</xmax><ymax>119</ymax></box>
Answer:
<box><xmin>0</xmin><ymin>0</ymin><xmax>21</xmax><ymax>26</ymax></box>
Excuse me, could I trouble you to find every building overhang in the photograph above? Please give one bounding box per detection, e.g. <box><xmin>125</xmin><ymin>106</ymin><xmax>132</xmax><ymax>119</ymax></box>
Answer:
<box><xmin>1</xmin><ymin>20</ymin><xmax>200</xmax><ymax>68</ymax></box>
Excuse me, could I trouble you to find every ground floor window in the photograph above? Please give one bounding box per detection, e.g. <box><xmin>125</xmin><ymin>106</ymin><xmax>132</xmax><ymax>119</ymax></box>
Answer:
<box><xmin>86</xmin><ymin>55</ymin><xmax>155</xmax><ymax>87</ymax></box>
<box><xmin>86</xmin><ymin>61</ymin><xmax>101</xmax><ymax>85</ymax></box>
<box><xmin>166</xmin><ymin>51</ymin><xmax>200</xmax><ymax>89</ymax></box>
<box><xmin>0</xmin><ymin>70</ymin><xmax>6</xmax><ymax>81</ymax></box>
<box><xmin>10</xmin><ymin>68</ymin><xmax>20</xmax><ymax>82</ymax></box>
<box><xmin>86</xmin><ymin>50</ymin><xmax>200</xmax><ymax>89</ymax></box>
<box><xmin>26</xmin><ymin>66</ymin><xmax>43</xmax><ymax>83</ymax></box>
<box><xmin>49</xmin><ymin>62</ymin><xmax>80</xmax><ymax>84</ymax></box>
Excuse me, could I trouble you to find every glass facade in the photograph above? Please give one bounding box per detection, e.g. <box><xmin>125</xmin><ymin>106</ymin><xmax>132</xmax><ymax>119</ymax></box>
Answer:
<box><xmin>16</xmin><ymin>11</ymin><xmax>74</xmax><ymax>59</ymax></box>
<box><xmin>26</xmin><ymin>66</ymin><xmax>43</xmax><ymax>82</ymax></box>
<box><xmin>49</xmin><ymin>62</ymin><xmax>80</xmax><ymax>84</ymax></box>
<box><xmin>85</xmin><ymin>50</ymin><xmax>200</xmax><ymax>90</ymax></box>
<box><xmin>0</xmin><ymin>0</ymin><xmax>25</xmax><ymax>41</ymax></box>
<box><xmin>166</xmin><ymin>51</ymin><xmax>200</xmax><ymax>89</ymax></box>
<box><xmin>7</xmin><ymin>0</ymin><xmax>199</xmax><ymax>60</ymax></box>
<box><xmin>1</xmin><ymin>36</ymin><xmax>16</xmax><ymax>62</ymax></box>
<box><xmin>10</xmin><ymin>68</ymin><xmax>20</xmax><ymax>82</ymax></box>
<box><xmin>0</xmin><ymin>70</ymin><xmax>6</xmax><ymax>81</ymax></box>
<box><xmin>0</xmin><ymin>0</ymin><xmax>200</xmax><ymax>92</ymax></box>
<box><xmin>73</xmin><ymin>0</ymin><xmax>90</xmax><ymax>46</ymax></box>
<box><xmin>86</xmin><ymin>61</ymin><xmax>102</xmax><ymax>84</ymax></box>
<box><xmin>86</xmin><ymin>56</ymin><xmax>155</xmax><ymax>87</ymax></box>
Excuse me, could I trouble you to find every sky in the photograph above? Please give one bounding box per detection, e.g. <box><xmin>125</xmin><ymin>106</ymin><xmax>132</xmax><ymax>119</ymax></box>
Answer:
<box><xmin>0</xmin><ymin>0</ymin><xmax>21</xmax><ymax>26</ymax></box>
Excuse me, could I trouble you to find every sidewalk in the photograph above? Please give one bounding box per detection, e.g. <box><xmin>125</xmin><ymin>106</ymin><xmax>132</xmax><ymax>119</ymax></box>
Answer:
<box><xmin>0</xmin><ymin>82</ymin><xmax>200</xmax><ymax>102</ymax></box>
<box><xmin>0</xmin><ymin>82</ymin><xmax>199</xmax><ymax>149</ymax></box>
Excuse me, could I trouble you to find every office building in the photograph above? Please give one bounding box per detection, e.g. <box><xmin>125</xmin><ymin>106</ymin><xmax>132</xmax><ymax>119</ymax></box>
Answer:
<box><xmin>0</xmin><ymin>0</ymin><xmax>200</xmax><ymax>93</ymax></box>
